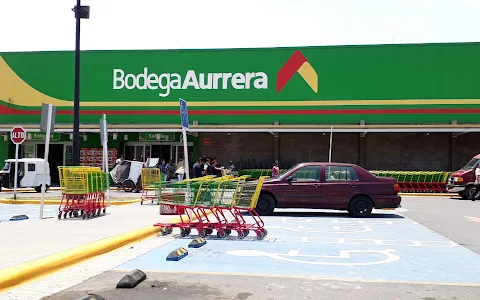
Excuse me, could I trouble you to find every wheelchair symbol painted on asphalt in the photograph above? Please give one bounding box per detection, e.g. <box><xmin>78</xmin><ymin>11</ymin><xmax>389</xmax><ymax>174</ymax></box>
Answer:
<box><xmin>265</xmin><ymin>225</ymin><xmax>374</xmax><ymax>233</ymax></box>
<box><xmin>225</xmin><ymin>249</ymin><xmax>400</xmax><ymax>266</ymax></box>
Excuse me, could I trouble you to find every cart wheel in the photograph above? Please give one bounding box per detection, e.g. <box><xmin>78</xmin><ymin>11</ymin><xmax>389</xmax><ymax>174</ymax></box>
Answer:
<box><xmin>206</xmin><ymin>228</ymin><xmax>213</xmax><ymax>235</ymax></box>
<box><xmin>80</xmin><ymin>210</ymin><xmax>84</xmax><ymax>216</ymax></box>
<box><xmin>262</xmin><ymin>229</ymin><xmax>268</xmax><ymax>236</ymax></box>
<box><xmin>256</xmin><ymin>231</ymin><xmax>266</xmax><ymax>240</ymax></box>
<box><xmin>63</xmin><ymin>212</ymin><xmax>68</xmax><ymax>219</ymax></box>
<box><xmin>167</xmin><ymin>227</ymin><xmax>173</xmax><ymax>234</ymax></box>
<box><xmin>103</xmin><ymin>208</ymin><xmax>106</xmax><ymax>214</ymax></box>
<box><xmin>217</xmin><ymin>230</ymin><xmax>227</xmax><ymax>239</ymax></box>
<box><xmin>180</xmin><ymin>228</ymin><xmax>188</xmax><ymax>237</ymax></box>
<box><xmin>238</xmin><ymin>230</ymin><xmax>246</xmax><ymax>239</ymax></box>
<box><xmin>244</xmin><ymin>230</ymin><xmax>250</xmax><ymax>236</ymax></box>
<box><xmin>161</xmin><ymin>228</ymin><xmax>169</xmax><ymax>235</ymax></box>
<box><xmin>185</xmin><ymin>228</ymin><xmax>191</xmax><ymax>235</ymax></box>
<box><xmin>225</xmin><ymin>229</ymin><xmax>232</xmax><ymax>236</ymax></box>
<box><xmin>68</xmin><ymin>211</ymin><xmax>72</xmax><ymax>218</ymax></box>
<box><xmin>82</xmin><ymin>213</ymin><xmax>86</xmax><ymax>220</ymax></box>
<box><xmin>140</xmin><ymin>200</ymin><xmax>143</xmax><ymax>205</ymax></box>
<box><xmin>57</xmin><ymin>213</ymin><xmax>62</xmax><ymax>220</ymax></box>
<box><xmin>199</xmin><ymin>229</ymin><xmax>208</xmax><ymax>238</ymax></box>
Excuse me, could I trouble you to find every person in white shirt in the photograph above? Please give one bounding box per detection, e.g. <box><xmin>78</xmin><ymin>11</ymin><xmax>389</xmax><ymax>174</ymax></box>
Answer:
<box><xmin>175</xmin><ymin>158</ymin><xmax>185</xmax><ymax>181</ymax></box>
<box><xmin>473</xmin><ymin>165</ymin><xmax>480</xmax><ymax>201</ymax></box>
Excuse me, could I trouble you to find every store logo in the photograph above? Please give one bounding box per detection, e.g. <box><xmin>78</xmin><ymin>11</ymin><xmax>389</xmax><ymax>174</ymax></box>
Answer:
<box><xmin>276</xmin><ymin>50</ymin><xmax>318</xmax><ymax>93</ymax></box>
<box><xmin>113</xmin><ymin>68</ymin><xmax>268</xmax><ymax>97</ymax></box>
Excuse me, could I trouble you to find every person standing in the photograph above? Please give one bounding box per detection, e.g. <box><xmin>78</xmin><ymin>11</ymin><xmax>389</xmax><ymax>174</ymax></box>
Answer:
<box><xmin>175</xmin><ymin>158</ymin><xmax>185</xmax><ymax>181</ymax></box>
<box><xmin>193</xmin><ymin>157</ymin><xmax>204</xmax><ymax>178</ymax></box>
<box><xmin>272</xmin><ymin>160</ymin><xmax>280</xmax><ymax>178</ymax></box>
<box><xmin>473</xmin><ymin>165</ymin><xmax>480</xmax><ymax>201</ymax></box>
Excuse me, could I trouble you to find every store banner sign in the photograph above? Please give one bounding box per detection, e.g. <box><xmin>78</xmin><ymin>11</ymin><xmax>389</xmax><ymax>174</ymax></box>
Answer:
<box><xmin>29</xmin><ymin>132</ymin><xmax>61</xmax><ymax>141</ymax></box>
<box><xmin>139</xmin><ymin>132</ymin><xmax>176</xmax><ymax>142</ymax></box>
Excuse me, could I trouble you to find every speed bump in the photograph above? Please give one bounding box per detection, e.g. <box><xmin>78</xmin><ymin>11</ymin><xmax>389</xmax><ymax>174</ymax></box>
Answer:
<box><xmin>188</xmin><ymin>237</ymin><xmax>207</xmax><ymax>248</ymax></box>
<box><xmin>9</xmin><ymin>215</ymin><xmax>28</xmax><ymax>221</ymax></box>
<box><xmin>166</xmin><ymin>247</ymin><xmax>188</xmax><ymax>261</ymax></box>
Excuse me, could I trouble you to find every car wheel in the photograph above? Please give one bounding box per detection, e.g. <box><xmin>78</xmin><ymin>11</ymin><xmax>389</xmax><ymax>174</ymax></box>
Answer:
<box><xmin>464</xmin><ymin>185</ymin><xmax>477</xmax><ymax>200</ymax></box>
<box><xmin>256</xmin><ymin>193</ymin><xmax>275</xmax><ymax>216</ymax></box>
<box><xmin>123</xmin><ymin>180</ymin><xmax>135</xmax><ymax>192</ymax></box>
<box><xmin>348</xmin><ymin>196</ymin><xmax>373</xmax><ymax>218</ymax></box>
<box><xmin>458</xmin><ymin>191</ymin><xmax>467</xmax><ymax>199</ymax></box>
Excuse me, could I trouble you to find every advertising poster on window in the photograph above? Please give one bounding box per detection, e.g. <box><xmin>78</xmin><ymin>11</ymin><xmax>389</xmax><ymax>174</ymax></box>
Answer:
<box><xmin>80</xmin><ymin>148</ymin><xmax>118</xmax><ymax>168</ymax></box>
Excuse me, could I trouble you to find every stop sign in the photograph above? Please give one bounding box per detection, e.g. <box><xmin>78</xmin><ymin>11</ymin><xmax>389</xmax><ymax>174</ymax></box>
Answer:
<box><xmin>11</xmin><ymin>126</ymin><xmax>26</xmax><ymax>144</ymax></box>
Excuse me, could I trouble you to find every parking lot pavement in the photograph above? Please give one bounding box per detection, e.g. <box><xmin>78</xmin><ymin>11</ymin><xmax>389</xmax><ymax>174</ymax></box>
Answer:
<box><xmin>39</xmin><ymin>207</ymin><xmax>480</xmax><ymax>300</ymax></box>
<box><xmin>113</xmin><ymin>209</ymin><xmax>480</xmax><ymax>285</ymax></box>
<box><xmin>399</xmin><ymin>195</ymin><xmax>480</xmax><ymax>254</ymax></box>
<box><xmin>0</xmin><ymin>204</ymin><xmax>57</xmax><ymax>222</ymax></box>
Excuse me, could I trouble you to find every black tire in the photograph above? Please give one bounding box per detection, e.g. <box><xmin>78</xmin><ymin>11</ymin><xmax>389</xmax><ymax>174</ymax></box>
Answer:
<box><xmin>348</xmin><ymin>196</ymin><xmax>373</xmax><ymax>217</ymax></box>
<box><xmin>0</xmin><ymin>185</ymin><xmax>2</xmax><ymax>192</ymax></box>
<box><xmin>256</xmin><ymin>193</ymin><xmax>276</xmax><ymax>216</ymax></box>
<box><xmin>35</xmin><ymin>185</ymin><xmax>48</xmax><ymax>193</ymax></box>
<box><xmin>122</xmin><ymin>180</ymin><xmax>135</xmax><ymax>192</ymax></box>
<box><xmin>464</xmin><ymin>185</ymin><xmax>477</xmax><ymax>200</ymax></box>
<box><xmin>458</xmin><ymin>191</ymin><xmax>466</xmax><ymax>199</ymax></box>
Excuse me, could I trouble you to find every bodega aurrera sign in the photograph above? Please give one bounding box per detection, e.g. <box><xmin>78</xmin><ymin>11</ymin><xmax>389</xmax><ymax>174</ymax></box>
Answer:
<box><xmin>113</xmin><ymin>68</ymin><xmax>268</xmax><ymax>97</ymax></box>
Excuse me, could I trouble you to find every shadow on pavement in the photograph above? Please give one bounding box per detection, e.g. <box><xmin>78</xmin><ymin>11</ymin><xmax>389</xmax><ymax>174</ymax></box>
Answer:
<box><xmin>269</xmin><ymin>211</ymin><xmax>404</xmax><ymax>219</ymax></box>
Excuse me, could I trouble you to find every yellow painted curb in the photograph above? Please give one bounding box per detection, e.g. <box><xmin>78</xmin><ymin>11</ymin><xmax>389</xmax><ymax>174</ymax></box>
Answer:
<box><xmin>398</xmin><ymin>193</ymin><xmax>455</xmax><ymax>197</ymax></box>
<box><xmin>0</xmin><ymin>225</ymin><xmax>160</xmax><ymax>292</ymax></box>
<box><xmin>0</xmin><ymin>199</ymin><xmax>141</xmax><ymax>205</ymax></box>
<box><xmin>0</xmin><ymin>210</ymin><xmax>209</xmax><ymax>292</ymax></box>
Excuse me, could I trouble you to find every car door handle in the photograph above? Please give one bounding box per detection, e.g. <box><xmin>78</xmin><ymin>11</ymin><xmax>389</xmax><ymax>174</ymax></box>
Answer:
<box><xmin>350</xmin><ymin>184</ymin><xmax>357</xmax><ymax>188</ymax></box>
<box><xmin>313</xmin><ymin>184</ymin><xmax>320</xmax><ymax>188</ymax></box>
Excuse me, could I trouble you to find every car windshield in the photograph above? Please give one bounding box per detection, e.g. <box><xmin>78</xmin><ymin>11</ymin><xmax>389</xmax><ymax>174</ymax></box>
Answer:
<box><xmin>461</xmin><ymin>158</ymin><xmax>479</xmax><ymax>170</ymax></box>
<box><xmin>276</xmin><ymin>163</ymin><xmax>301</xmax><ymax>180</ymax></box>
<box><xmin>2</xmin><ymin>162</ymin><xmax>10</xmax><ymax>171</ymax></box>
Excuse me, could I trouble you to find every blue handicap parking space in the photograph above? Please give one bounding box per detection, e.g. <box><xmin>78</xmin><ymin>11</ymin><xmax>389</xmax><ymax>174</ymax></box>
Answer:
<box><xmin>116</xmin><ymin>210</ymin><xmax>480</xmax><ymax>285</ymax></box>
<box><xmin>0</xmin><ymin>204</ymin><xmax>57</xmax><ymax>222</ymax></box>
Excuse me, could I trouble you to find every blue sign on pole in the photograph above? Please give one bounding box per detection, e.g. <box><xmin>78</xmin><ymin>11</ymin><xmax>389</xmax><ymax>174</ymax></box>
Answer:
<box><xmin>179</xmin><ymin>98</ymin><xmax>189</xmax><ymax>129</ymax></box>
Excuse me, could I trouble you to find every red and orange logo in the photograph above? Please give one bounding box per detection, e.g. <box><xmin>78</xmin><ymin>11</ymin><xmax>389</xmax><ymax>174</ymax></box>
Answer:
<box><xmin>276</xmin><ymin>50</ymin><xmax>318</xmax><ymax>93</ymax></box>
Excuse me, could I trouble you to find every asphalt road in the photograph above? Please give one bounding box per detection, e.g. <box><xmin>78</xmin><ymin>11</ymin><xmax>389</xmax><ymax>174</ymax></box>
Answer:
<box><xmin>42</xmin><ymin>271</ymin><xmax>480</xmax><ymax>300</ymax></box>
<box><xmin>400</xmin><ymin>195</ymin><xmax>480</xmax><ymax>254</ymax></box>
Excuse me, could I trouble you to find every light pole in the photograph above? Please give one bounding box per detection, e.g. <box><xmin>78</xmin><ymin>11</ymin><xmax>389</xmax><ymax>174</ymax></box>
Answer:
<box><xmin>72</xmin><ymin>1</ymin><xmax>90</xmax><ymax>166</ymax></box>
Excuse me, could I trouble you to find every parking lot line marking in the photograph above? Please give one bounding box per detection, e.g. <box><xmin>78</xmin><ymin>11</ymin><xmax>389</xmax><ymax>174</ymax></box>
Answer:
<box><xmin>112</xmin><ymin>270</ymin><xmax>480</xmax><ymax>287</ymax></box>
<box><xmin>411</xmin><ymin>241</ymin><xmax>423</xmax><ymax>246</ymax></box>
<box><xmin>287</xmin><ymin>250</ymin><xmax>300</xmax><ymax>256</ymax></box>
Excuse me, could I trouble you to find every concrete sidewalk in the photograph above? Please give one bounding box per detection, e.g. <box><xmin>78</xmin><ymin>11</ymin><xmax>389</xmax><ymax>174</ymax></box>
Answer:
<box><xmin>0</xmin><ymin>203</ymin><xmax>172</xmax><ymax>270</ymax></box>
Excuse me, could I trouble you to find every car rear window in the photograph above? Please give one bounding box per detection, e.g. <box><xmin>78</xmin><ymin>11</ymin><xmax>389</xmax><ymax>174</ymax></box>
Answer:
<box><xmin>326</xmin><ymin>165</ymin><xmax>359</xmax><ymax>181</ymax></box>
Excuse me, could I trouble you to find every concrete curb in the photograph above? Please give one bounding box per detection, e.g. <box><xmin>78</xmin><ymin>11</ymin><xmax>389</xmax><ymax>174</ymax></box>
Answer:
<box><xmin>0</xmin><ymin>199</ymin><xmax>141</xmax><ymax>205</ymax></box>
<box><xmin>0</xmin><ymin>212</ymin><xmax>195</xmax><ymax>292</ymax></box>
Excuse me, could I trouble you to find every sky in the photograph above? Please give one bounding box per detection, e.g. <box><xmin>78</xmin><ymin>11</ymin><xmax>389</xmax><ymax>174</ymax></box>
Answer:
<box><xmin>0</xmin><ymin>0</ymin><xmax>479</xmax><ymax>52</ymax></box>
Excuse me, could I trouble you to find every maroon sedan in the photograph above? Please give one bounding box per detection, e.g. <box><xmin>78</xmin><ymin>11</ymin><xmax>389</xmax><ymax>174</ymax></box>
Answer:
<box><xmin>255</xmin><ymin>162</ymin><xmax>401</xmax><ymax>217</ymax></box>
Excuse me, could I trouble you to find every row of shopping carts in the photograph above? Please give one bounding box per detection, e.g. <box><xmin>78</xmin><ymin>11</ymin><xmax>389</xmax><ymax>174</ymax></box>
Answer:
<box><xmin>370</xmin><ymin>170</ymin><xmax>451</xmax><ymax>193</ymax></box>
<box><xmin>57</xmin><ymin>166</ymin><xmax>109</xmax><ymax>220</ymax></box>
<box><xmin>153</xmin><ymin>175</ymin><xmax>268</xmax><ymax>240</ymax></box>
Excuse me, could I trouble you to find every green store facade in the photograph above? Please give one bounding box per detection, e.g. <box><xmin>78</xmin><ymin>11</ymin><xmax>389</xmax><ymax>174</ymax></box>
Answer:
<box><xmin>1</xmin><ymin>42</ymin><xmax>480</xmax><ymax>184</ymax></box>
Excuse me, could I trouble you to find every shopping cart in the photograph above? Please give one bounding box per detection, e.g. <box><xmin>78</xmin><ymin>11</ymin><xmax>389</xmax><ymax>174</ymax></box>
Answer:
<box><xmin>141</xmin><ymin>167</ymin><xmax>161</xmax><ymax>205</ymax></box>
<box><xmin>153</xmin><ymin>175</ymin><xmax>268</xmax><ymax>240</ymax></box>
<box><xmin>58</xmin><ymin>166</ymin><xmax>108</xmax><ymax>220</ymax></box>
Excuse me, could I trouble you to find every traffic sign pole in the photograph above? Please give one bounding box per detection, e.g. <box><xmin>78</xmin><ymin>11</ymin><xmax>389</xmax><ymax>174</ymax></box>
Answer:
<box><xmin>13</xmin><ymin>143</ymin><xmax>19</xmax><ymax>200</ymax></box>
<box><xmin>11</xmin><ymin>126</ymin><xmax>26</xmax><ymax>201</ymax></box>
<box><xmin>40</xmin><ymin>104</ymin><xmax>53</xmax><ymax>219</ymax></box>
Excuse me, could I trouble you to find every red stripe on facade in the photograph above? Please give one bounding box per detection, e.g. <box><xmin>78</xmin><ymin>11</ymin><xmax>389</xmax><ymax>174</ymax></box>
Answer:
<box><xmin>2</xmin><ymin>105</ymin><xmax>480</xmax><ymax>116</ymax></box>
<box><xmin>276</xmin><ymin>50</ymin><xmax>308</xmax><ymax>92</ymax></box>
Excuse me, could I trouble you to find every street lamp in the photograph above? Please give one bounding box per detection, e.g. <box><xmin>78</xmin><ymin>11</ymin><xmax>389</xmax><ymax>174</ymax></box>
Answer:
<box><xmin>72</xmin><ymin>1</ymin><xmax>90</xmax><ymax>166</ymax></box>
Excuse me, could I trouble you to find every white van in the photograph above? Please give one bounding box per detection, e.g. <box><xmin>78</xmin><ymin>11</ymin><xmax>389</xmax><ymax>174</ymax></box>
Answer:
<box><xmin>0</xmin><ymin>158</ymin><xmax>51</xmax><ymax>192</ymax></box>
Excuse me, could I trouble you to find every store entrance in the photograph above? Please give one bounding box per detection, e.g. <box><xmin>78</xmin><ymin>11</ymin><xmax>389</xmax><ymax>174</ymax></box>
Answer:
<box><xmin>36</xmin><ymin>144</ymin><xmax>64</xmax><ymax>186</ymax></box>
<box><xmin>151</xmin><ymin>145</ymin><xmax>172</xmax><ymax>162</ymax></box>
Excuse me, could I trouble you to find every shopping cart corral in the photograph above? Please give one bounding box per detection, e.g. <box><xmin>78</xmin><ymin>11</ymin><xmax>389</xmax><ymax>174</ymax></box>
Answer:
<box><xmin>57</xmin><ymin>166</ymin><xmax>109</xmax><ymax>220</ymax></box>
<box><xmin>153</xmin><ymin>176</ymin><xmax>268</xmax><ymax>240</ymax></box>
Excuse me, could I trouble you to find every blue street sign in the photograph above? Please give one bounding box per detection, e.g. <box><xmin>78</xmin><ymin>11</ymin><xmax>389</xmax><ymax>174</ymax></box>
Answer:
<box><xmin>179</xmin><ymin>98</ymin><xmax>189</xmax><ymax>129</ymax></box>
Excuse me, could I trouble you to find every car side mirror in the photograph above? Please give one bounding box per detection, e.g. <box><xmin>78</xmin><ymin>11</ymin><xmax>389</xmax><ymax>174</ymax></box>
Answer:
<box><xmin>286</xmin><ymin>176</ymin><xmax>294</xmax><ymax>183</ymax></box>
